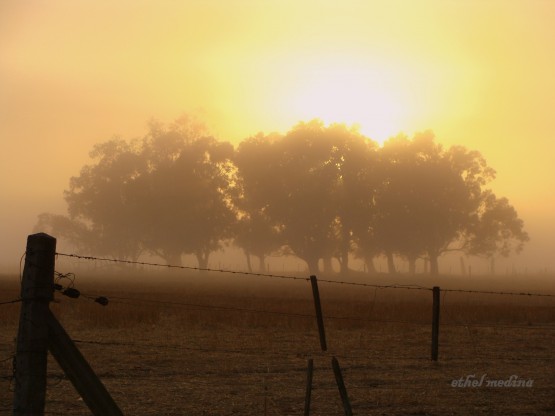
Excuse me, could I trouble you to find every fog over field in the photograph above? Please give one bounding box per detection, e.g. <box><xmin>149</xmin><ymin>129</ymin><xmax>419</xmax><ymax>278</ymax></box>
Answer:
<box><xmin>1</xmin><ymin>1</ymin><xmax>554</xmax><ymax>278</ymax></box>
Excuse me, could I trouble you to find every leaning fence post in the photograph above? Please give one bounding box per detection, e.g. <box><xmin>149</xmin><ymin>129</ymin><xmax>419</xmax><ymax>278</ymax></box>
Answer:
<box><xmin>310</xmin><ymin>275</ymin><xmax>327</xmax><ymax>351</ymax></box>
<box><xmin>431</xmin><ymin>286</ymin><xmax>440</xmax><ymax>361</ymax></box>
<box><xmin>13</xmin><ymin>233</ymin><xmax>56</xmax><ymax>415</ymax></box>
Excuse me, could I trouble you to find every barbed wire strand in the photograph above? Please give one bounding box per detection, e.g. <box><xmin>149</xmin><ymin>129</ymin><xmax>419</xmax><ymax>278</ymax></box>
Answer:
<box><xmin>55</xmin><ymin>252</ymin><xmax>308</xmax><ymax>282</ymax></box>
<box><xmin>62</xmin><ymin>289</ymin><xmax>554</xmax><ymax>331</ymax></box>
<box><xmin>70</xmin><ymin>337</ymin><xmax>555</xmax><ymax>363</ymax></box>
<box><xmin>55</xmin><ymin>252</ymin><xmax>555</xmax><ymax>297</ymax></box>
<box><xmin>442</xmin><ymin>287</ymin><xmax>555</xmax><ymax>297</ymax></box>
<box><xmin>0</xmin><ymin>299</ymin><xmax>21</xmax><ymax>306</ymax></box>
<box><xmin>93</xmin><ymin>294</ymin><xmax>432</xmax><ymax>327</ymax></box>
<box><xmin>55</xmin><ymin>252</ymin><xmax>430</xmax><ymax>291</ymax></box>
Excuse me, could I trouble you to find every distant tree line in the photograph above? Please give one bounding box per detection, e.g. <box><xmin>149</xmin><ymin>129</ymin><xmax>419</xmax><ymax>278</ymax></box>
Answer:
<box><xmin>36</xmin><ymin>116</ymin><xmax>529</xmax><ymax>275</ymax></box>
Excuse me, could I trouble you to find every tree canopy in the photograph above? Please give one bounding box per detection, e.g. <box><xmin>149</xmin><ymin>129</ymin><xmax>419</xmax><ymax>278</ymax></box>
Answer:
<box><xmin>36</xmin><ymin>116</ymin><xmax>529</xmax><ymax>276</ymax></box>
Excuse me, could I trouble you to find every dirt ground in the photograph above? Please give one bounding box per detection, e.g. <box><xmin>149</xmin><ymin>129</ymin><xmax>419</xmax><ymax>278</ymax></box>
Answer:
<box><xmin>1</xmin><ymin>271</ymin><xmax>554</xmax><ymax>415</ymax></box>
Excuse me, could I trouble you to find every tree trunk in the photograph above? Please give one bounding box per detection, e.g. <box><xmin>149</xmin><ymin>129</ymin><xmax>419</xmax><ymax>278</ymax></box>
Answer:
<box><xmin>386</xmin><ymin>252</ymin><xmax>396</xmax><ymax>274</ymax></box>
<box><xmin>408</xmin><ymin>256</ymin><xmax>416</xmax><ymax>275</ymax></box>
<box><xmin>258</xmin><ymin>255</ymin><xmax>267</xmax><ymax>273</ymax></box>
<box><xmin>364</xmin><ymin>255</ymin><xmax>377</xmax><ymax>274</ymax></box>
<box><xmin>339</xmin><ymin>248</ymin><xmax>349</xmax><ymax>274</ymax></box>
<box><xmin>305</xmin><ymin>256</ymin><xmax>319</xmax><ymax>276</ymax></box>
<box><xmin>460</xmin><ymin>256</ymin><xmax>467</xmax><ymax>276</ymax></box>
<box><xmin>195</xmin><ymin>250</ymin><xmax>210</xmax><ymax>270</ymax></box>
<box><xmin>339</xmin><ymin>229</ymin><xmax>350</xmax><ymax>273</ymax></box>
<box><xmin>429</xmin><ymin>254</ymin><xmax>439</xmax><ymax>276</ymax></box>
<box><xmin>323</xmin><ymin>257</ymin><xmax>333</xmax><ymax>274</ymax></box>
<box><xmin>244</xmin><ymin>250</ymin><xmax>253</xmax><ymax>273</ymax></box>
<box><xmin>251</xmin><ymin>251</ymin><xmax>267</xmax><ymax>273</ymax></box>
<box><xmin>164</xmin><ymin>252</ymin><xmax>182</xmax><ymax>267</ymax></box>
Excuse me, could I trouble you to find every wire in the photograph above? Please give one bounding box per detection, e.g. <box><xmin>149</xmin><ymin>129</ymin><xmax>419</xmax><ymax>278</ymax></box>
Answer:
<box><xmin>54</xmin><ymin>252</ymin><xmax>433</xmax><ymax>290</ymax></box>
<box><xmin>104</xmin><ymin>295</ymin><xmax>432</xmax><ymax>327</ymax></box>
<box><xmin>109</xmin><ymin>296</ymin><xmax>315</xmax><ymax>319</ymax></box>
<box><xmin>55</xmin><ymin>252</ymin><xmax>555</xmax><ymax>297</ymax></box>
<box><xmin>317</xmin><ymin>279</ymin><xmax>432</xmax><ymax>291</ymax></box>
<box><xmin>72</xmin><ymin>339</ymin><xmax>304</xmax><ymax>360</ymax></box>
<box><xmin>0</xmin><ymin>299</ymin><xmax>21</xmax><ymax>306</ymax></box>
<box><xmin>54</xmin><ymin>271</ymin><xmax>76</xmax><ymax>288</ymax></box>
<box><xmin>55</xmin><ymin>252</ymin><xmax>309</xmax><ymax>282</ymax></box>
<box><xmin>442</xmin><ymin>287</ymin><xmax>555</xmax><ymax>297</ymax></box>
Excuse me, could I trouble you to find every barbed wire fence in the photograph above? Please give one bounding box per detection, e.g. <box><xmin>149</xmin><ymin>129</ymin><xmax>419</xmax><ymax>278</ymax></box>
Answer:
<box><xmin>1</xmin><ymin>249</ymin><xmax>554</xmax><ymax>415</ymax></box>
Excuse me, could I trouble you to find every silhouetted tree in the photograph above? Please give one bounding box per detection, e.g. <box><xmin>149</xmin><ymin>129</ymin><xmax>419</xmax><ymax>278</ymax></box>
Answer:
<box><xmin>38</xmin><ymin>116</ymin><xmax>236</xmax><ymax>267</ymax></box>
<box><xmin>246</xmin><ymin>120</ymin><xmax>378</xmax><ymax>274</ymax></box>
<box><xmin>33</xmin><ymin>213</ymin><xmax>101</xmax><ymax>255</ymax></box>
<box><xmin>324</xmin><ymin>124</ymin><xmax>379</xmax><ymax>273</ymax></box>
<box><xmin>35</xmin><ymin>117</ymin><xmax>528</xmax><ymax>278</ymax></box>
<box><xmin>129</xmin><ymin>119</ymin><xmax>236</xmax><ymax>267</ymax></box>
<box><xmin>63</xmin><ymin>138</ymin><xmax>146</xmax><ymax>260</ymax></box>
<box><xmin>233</xmin><ymin>133</ymin><xmax>283</xmax><ymax>272</ymax></box>
<box><xmin>374</xmin><ymin>131</ymin><xmax>526</xmax><ymax>275</ymax></box>
<box><xmin>465</xmin><ymin>190</ymin><xmax>529</xmax><ymax>273</ymax></box>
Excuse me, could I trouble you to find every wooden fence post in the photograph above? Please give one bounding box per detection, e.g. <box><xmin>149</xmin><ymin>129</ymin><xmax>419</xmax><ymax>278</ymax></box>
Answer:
<box><xmin>431</xmin><ymin>286</ymin><xmax>440</xmax><ymax>361</ymax></box>
<box><xmin>304</xmin><ymin>358</ymin><xmax>314</xmax><ymax>416</ymax></box>
<box><xmin>13</xmin><ymin>233</ymin><xmax>56</xmax><ymax>415</ymax></box>
<box><xmin>310</xmin><ymin>275</ymin><xmax>327</xmax><ymax>351</ymax></box>
<box><xmin>331</xmin><ymin>357</ymin><xmax>353</xmax><ymax>416</ymax></box>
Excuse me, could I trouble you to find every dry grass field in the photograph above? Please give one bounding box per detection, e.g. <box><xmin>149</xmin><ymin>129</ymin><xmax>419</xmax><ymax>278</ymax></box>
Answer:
<box><xmin>1</xmin><ymin>267</ymin><xmax>554</xmax><ymax>415</ymax></box>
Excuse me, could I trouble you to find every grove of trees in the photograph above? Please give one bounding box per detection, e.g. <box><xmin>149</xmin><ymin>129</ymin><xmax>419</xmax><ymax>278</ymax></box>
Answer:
<box><xmin>36</xmin><ymin>116</ymin><xmax>529</xmax><ymax>276</ymax></box>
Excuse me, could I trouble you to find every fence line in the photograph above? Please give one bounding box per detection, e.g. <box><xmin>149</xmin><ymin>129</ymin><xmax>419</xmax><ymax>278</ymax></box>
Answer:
<box><xmin>55</xmin><ymin>251</ymin><xmax>555</xmax><ymax>297</ymax></box>
<box><xmin>5</xmin><ymin>242</ymin><xmax>555</xmax><ymax>415</ymax></box>
<box><xmin>68</xmin><ymin>336</ymin><xmax>555</xmax><ymax>363</ymax></box>
<box><xmin>83</xmin><ymin>293</ymin><xmax>555</xmax><ymax>331</ymax></box>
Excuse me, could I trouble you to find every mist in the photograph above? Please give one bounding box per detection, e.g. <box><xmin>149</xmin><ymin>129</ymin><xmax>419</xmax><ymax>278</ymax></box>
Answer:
<box><xmin>1</xmin><ymin>1</ymin><xmax>555</xmax><ymax>277</ymax></box>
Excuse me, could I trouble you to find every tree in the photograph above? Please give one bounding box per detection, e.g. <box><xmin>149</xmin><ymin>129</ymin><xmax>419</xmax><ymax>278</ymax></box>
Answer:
<box><xmin>128</xmin><ymin>119</ymin><xmax>236</xmax><ymax>268</ymax></box>
<box><xmin>324</xmin><ymin>124</ymin><xmax>379</xmax><ymax>273</ymax></box>
<box><xmin>466</xmin><ymin>190</ymin><xmax>529</xmax><ymax>273</ymax></box>
<box><xmin>374</xmin><ymin>131</ymin><xmax>526</xmax><ymax>275</ymax></box>
<box><xmin>373</xmin><ymin>133</ymin><xmax>451</xmax><ymax>274</ymax></box>
<box><xmin>233</xmin><ymin>133</ymin><xmax>283</xmax><ymax>272</ymax></box>
<box><xmin>63</xmin><ymin>138</ymin><xmax>146</xmax><ymax>260</ymax></box>
<box><xmin>37</xmin><ymin>115</ymin><xmax>236</xmax><ymax>268</ymax></box>
<box><xmin>239</xmin><ymin>121</ymin><xmax>376</xmax><ymax>274</ymax></box>
<box><xmin>36</xmin><ymin>117</ymin><xmax>528</xmax><ymax>277</ymax></box>
<box><xmin>33</xmin><ymin>213</ymin><xmax>100</xmax><ymax>255</ymax></box>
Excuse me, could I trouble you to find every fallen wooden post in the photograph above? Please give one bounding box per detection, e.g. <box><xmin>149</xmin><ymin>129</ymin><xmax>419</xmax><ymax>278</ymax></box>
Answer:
<box><xmin>331</xmin><ymin>357</ymin><xmax>353</xmax><ymax>416</ymax></box>
<box><xmin>431</xmin><ymin>286</ymin><xmax>440</xmax><ymax>361</ymax></box>
<box><xmin>304</xmin><ymin>358</ymin><xmax>314</xmax><ymax>416</ymax></box>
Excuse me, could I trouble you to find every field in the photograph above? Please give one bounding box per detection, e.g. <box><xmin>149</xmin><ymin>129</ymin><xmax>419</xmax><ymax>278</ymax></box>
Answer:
<box><xmin>1</xmin><ymin>267</ymin><xmax>555</xmax><ymax>415</ymax></box>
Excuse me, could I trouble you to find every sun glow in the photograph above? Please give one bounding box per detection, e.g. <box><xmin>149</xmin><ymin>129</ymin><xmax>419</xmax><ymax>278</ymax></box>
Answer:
<box><xmin>288</xmin><ymin>61</ymin><xmax>410</xmax><ymax>144</ymax></box>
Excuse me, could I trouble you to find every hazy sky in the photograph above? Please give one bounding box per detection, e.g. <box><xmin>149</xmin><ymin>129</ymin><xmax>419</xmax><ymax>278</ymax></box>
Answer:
<box><xmin>1</xmin><ymin>0</ymin><xmax>554</xmax><ymax>272</ymax></box>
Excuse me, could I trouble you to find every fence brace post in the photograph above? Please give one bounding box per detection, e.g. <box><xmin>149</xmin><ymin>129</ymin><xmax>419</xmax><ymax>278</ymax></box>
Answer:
<box><xmin>431</xmin><ymin>286</ymin><xmax>440</xmax><ymax>361</ymax></box>
<box><xmin>13</xmin><ymin>233</ymin><xmax>56</xmax><ymax>415</ymax></box>
<box><xmin>46</xmin><ymin>309</ymin><xmax>123</xmax><ymax>415</ymax></box>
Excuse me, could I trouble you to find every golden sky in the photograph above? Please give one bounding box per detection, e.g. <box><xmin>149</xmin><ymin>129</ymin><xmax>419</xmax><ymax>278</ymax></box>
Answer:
<box><xmin>1</xmin><ymin>0</ymin><xmax>554</xmax><ymax>271</ymax></box>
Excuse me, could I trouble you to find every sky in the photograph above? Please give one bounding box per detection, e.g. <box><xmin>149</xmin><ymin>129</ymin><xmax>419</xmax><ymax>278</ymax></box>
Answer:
<box><xmin>1</xmin><ymin>0</ymin><xmax>554</xmax><ymax>273</ymax></box>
